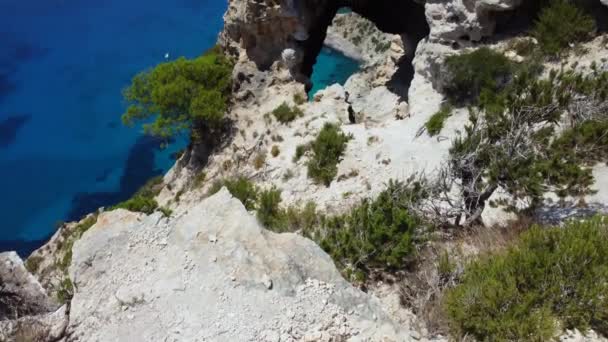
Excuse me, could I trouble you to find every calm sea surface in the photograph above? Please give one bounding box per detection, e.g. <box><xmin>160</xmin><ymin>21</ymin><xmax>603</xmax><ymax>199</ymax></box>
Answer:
<box><xmin>0</xmin><ymin>0</ymin><xmax>359</xmax><ymax>256</ymax></box>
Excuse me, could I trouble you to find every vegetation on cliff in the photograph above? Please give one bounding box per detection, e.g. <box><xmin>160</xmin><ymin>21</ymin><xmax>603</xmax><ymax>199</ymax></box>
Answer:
<box><xmin>533</xmin><ymin>0</ymin><xmax>596</xmax><ymax>56</ymax></box>
<box><xmin>122</xmin><ymin>46</ymin><xmax>233</xmax><ymax>142</ymax></box>
<box><xmin>307</xmin><ymin>123</ymin><xmax>352</xmax><ymax>186</ymax></box>
<box><xmin>433</xmin><ymin>46</ymin><xmax>608</xmax><ymax>226</ymax></box>
<box><xmin>445</xmin><ymin>216</ymin><xmax>608</xmax><ymax>341</ymax></box>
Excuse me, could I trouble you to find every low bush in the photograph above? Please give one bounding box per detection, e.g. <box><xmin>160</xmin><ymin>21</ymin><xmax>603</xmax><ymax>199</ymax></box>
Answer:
<box><xmin>425</xmin><ymin>105</ymin><xmax>452</xmax><ymax>136</ymax></box>
<box><xmin>112</xmin><ymin>176</ymin><xmax>164</xmax><ymax>214</ymax></box>
<box><xmin>192</xmin><ymin>171</ymin><xmax>206</xmax><ymax>188</ymax></box>
<box><xmin>56</xmin><ymin>215</ymin><xmax>98</xmax><ymax>273</ymax></box>
<box><xmin>293</xmin><ymin>143</ymin><xmax>311</xmax><ymax>162</ymax></box>
<box><xmin>293</xmin><ymin>93</ymin><xmax>306</xmax><ymax>105</ymax></box>
<box><xmin>445</xmin><ymin>216</ymin><xmax>608</xmax><ymax>341</ymax></box>
<box><xmin>256</xmin><ymin>187</ymin><xmax>284</xmax><ymax>230</ymax></box>
<box><xmin>57</xmin><ymin>278</ymin><xmax>74</xmax><ymax>304</ymax></box>
<box><xmin>549</xmin><ymin>120</ymin><xmax>608</xmax><ymax>165</ymax></box>
<box><xmin>271</xmin><ymin>145</ymin><xmax>280</xmax><ymax>157</ymax></box>
<box><xmin>253</xmin><ymin>152</ymin><xmax>266</xmax><ymax>169</ymax></box>
<box><xmin>319</xmin><ymin>180</ymin><xmax>427</xmax><ymax>279</ymax></box>
<box><xmin>307</xmin><ymin>123</ymin><xmax>352</xmax><ymax>186</ymax></box>
<box><xmin>25</xmin><ymin>255</ymin><xmax>44</xmax><ymax>274</ymax></box>
<box><xmin>209</xmin><ymin>177</ymin><xmax>258</xmax><ymax>210</ymax></box>
<box><xmin>444</xmin><ymin>47</ymin><xmax>514</xmax><ymax>103</ymax></box>
<box><xmin>113</xmin><ymin>195</ymin><xmax>158</xmax><ymax>215</ymax></box>
<box><xmin>533</xmin><ymin>0</ymin><xmax>595</xmax><ymax>56</ymax></box>
<box><xmin>272</xmin><ymin>102</ymin><xmax>303</xmax><ymax>123</ymax></box>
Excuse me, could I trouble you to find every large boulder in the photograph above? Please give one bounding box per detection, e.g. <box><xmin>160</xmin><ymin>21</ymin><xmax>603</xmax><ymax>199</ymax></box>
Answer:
<box><xmin>0</xmin><ymin>252</ymin><xmax>68</xmax><ymax>342</ymax></box>
<box><xmin>67</xmin><ymin>189</ymin><xmax>428</xmax><ymax>341</ymax></box>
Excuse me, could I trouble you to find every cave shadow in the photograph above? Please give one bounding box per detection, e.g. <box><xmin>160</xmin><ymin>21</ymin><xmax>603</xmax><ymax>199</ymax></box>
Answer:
<box><xmin>299</xmin><ymin>0</ymin><xmax>429</xmax><ymax>99</ymax></box>
<box><xmin>386</xmin><ymin>50</ymin><xmax>415</xmax><ymax>102</ymax></box>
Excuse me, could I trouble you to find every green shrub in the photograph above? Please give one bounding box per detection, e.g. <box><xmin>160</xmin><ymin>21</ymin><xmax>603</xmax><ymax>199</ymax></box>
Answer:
<box><xmin>253</xmin><ymin>152</ymin><xmax>266</xmax><ymax>169</ymax></box>
<box><xmin>271</xmin><ymin>145</ymin><xmax>280</xmax><ymax>157</ymax></box>
<box><xmin>447</xmin><ymin>66</ymin><xmax>608</xmax><ymax>221</ymax></box>
<box><xmin>444</xmin><ymin>47</ymin><xmax>513</xmax><ymax>103</ymax></box>
<box><xmin>159</xmin><ymin>207</ymin><xmax>173</xmax><ymax>218</ymax></box>
<box><xmin>445</xmin><ymin>216</ymin><xmax>608</xmax><ymax>341</ymax></box>
<box><xmin>256</xmin><ymin>187</ymin><xmax>284</xmax><ymax>230</ymax></box>
<box><xmin>122</xmin><ymin>48</ymin><xmax>233</xmax><ymax>140</ymax></box>
<box><xmin>192</xmin><ymin>172</ymin><xmax>206</xmax><ymax>188</ymax></box>
<box><xmin>284</xmin><ymin>202</ymin><xmax>320</xmax><ymax>233</ymax></box>
<box><xmin>57</xmin><ymin>278</ymin><xmax>74</xmax><ymax>304</ymax></box>
<box><xmin>293</xmin><ymin>143</ymin><xmax>311</xmax><ymax>162</ymax></box>
<box><xmin>425</xmin><ymin>105</ymin><xmax>452</xmax><ymax>136</ymax></box>
<box><xmin>533</xmin><ymin>0</ymin><xmax>595</xmax><ymax>56</ymax></box>
<box><xmin>209</xmin><ymin>177</ymin><xmax>258</xmax><ymax>210</ymax></box>
<box><xmin>293</xmin><ymin>93</ymin><xmax>306</xmax><ymax>105</ymax></box>
<box><xmin>254</xmin><ymin>187</ymin><xmax>321</xmax><ymax>234</ymax></box>
<box><xmin>112</xmin><ymin>176</ymin><xmax>164</xmax><ymax>214</ymax></box>
<box><xmin>56</xmin><ymin>215</ymin><xmax>98</xmax><ymax>274</ymax></box>
<box><xmin>307</xmin><ymin>123</ymin><xmax>351</xmax><ymax>186</ymax></box>
<box><xmin>508</xmin><ymin>38</ymin><xmax>537</xmax><ymax>57</ymax></box>
<box><xmin>549</xmin><ymin>120</ymin><xmax>608</xmax><ymax>165</ymax></box>
<box><xmin>271</xmin><ymin>102</ymin><xmax>303</xmax><ymax>123</ymax></box>
<box><xmin>25</xmin><ymin>255</ymin><xmax>44</xmax><ymax>274</ymax></box>
<box><xmin>113</xmin><ymin>195</ymin><xmax>158</xmax><ymax>214</ymax></box>
<box><xmin>319</xmin><ymin>180</ymin><xmax>427</xmax><ymax>278</ymax></box>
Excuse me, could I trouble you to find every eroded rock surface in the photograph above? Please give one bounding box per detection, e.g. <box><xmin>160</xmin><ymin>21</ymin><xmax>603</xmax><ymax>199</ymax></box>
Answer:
<box><xmin>0</xmin><ymin>252</ymin><xmax>67</xmax><ymax>342</ymax></box>
<box><xmin>67</xmin><ymin>189</ymin><xmax>430</xmax><ymax>341</ymax></box>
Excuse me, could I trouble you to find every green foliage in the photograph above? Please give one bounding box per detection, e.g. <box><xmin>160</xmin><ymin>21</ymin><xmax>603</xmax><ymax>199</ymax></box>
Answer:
<box><xmin>293</xmin><ymin>93</ymin><xmax>306</xmax><ymax>105</ymax></box>
<box><xmin>437</xmin><ymin>250</ymin><xmax>455</xmax><ymax>279</ymax></box>
<box><xmin>254</xmin><ymin>186</ymin><xmax>321</xmax><ymax>234</ymax></box>
<box><xmin>449</xmin><ymin>66</ymin><xmax>608</xmax><ymax>218</ymax></box>
<box><xmin>256</xmin><ymin>187</ymin><xmax>284</xmax><ymax>229</ymax></box>
<box><xmin>425</xmin><ymin>104</ymin><xmax>452</xmax><ymax>136</ymax></box>
<box><xmin>550</xmin><ymin>120</ymin><xmax>608</xmax><ymax>166</ymax></box>
<box><xmin>113</xmin><ymin>195</ymin><xmax>158</xmax><ymax>215</ymax></box>
<box><xmin>57</xmin><ymin>215</ymin><xmax>98</xmax><ymax>274</ymax></box>
<box><xmin>444</xmin><ymin>48</ymin><xmax>514</xmax><ymax>103</ymax></box>
<box><xmin>271</xmin><ymin>102</ymin><xmax>303</xmax><ymax>124</ymax></box>
<box><xmin>533</xmin><ymin>0</ymin><xmax>595</xmax><ymax>56</ymax></box>
<box><xmin>283</xmin><ymin>202</ymin><xmax>320</xmax><ymax>233</ymax></box>
<box><xmin>253</xmin><ymin>152</ymin><xmax>266</xmax><ymax>169</ymax></box>
<box><xmin>57</xmin><ymin>278</ymin><xmax>74</xmax><ymax>304</ymax></box>
<box><xmin>319</xmin><ymin>179</ymin><xmax>428</xmax><ymax>278</ymax></box>
<box><xmin>271</xmin><ymin>145</ymin><xmax>280</xmax><ymax>157</ymax></box>
<box><xmin>445</xmin><ymin>216</ymin><xmax>608</xmax><ymax>341</ymax></box>
<box><xmin>112</xmin><ymin>176</ymin><xmax>164</xmax><ymax>215</ymax></box>
<box><xmin>159</xmin><ymin>207</ymin><xmax>173</xmax><ymax>218</ymax></box>
<box><xmin>307</xmin><ymin>123</ymin><xmax>352</xmax><ymax>186</ymax></box>
<box><xmin>192</xmin><ymin>172</ymin><xmax>207</xmax><ymax>188</ymax></box>
<box><xmin>293</xmin><ymin>143</ymin><xmax>311</xmax><ymax>162</ymax></box>
<box><xmin>25</xmin><ymin>255</ymin><xmax>44</xmax><ymax>274</ymax></box>
<box><xmin>209</xmin><ymin>177</ymin><xmax>258</xmax><ymax>210</ymax></box>
<box><xmin>122</xmin><ymin>48</ymin><xmax>233</xmax><ymax>140</ymax></box>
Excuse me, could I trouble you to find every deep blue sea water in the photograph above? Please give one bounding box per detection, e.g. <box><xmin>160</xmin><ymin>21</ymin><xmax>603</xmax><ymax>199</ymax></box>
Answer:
<box><xmin>0</xmin><ymin>0</ymin><xmax>359</xmax><ymax>257</ymax></box>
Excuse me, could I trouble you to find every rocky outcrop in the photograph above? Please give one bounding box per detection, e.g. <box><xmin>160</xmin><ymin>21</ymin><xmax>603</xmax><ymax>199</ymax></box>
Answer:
<box><xmin>66</xmin><ymin>189</ymin><xmax>430</xmax><ymax>341</ymax></box>
<box><xmin>0</xmin><ymin>252</ymin><xmax>68</xmax><ymax>342</ymax></box>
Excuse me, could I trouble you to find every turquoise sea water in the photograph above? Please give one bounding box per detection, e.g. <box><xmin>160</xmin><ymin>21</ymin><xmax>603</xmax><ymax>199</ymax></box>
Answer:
<box><xmin>0</xmin><ymin>0</ymin><xmax>359</xmax><ymax>256</ymax></box>
<box><xmin>309</xmin><ymin>47</ymin><xmax>360</xmax><ymax>99</ymax></box>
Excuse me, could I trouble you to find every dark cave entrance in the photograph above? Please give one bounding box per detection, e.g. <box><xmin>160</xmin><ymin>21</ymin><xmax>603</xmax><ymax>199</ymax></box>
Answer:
<box><xmin>299</xmin><ymin>0</ymin><xmax>430</xmax><ymax>99</ymax></box>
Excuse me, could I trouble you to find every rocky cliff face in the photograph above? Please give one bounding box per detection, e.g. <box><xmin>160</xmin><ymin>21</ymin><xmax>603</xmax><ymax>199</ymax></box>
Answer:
<box><xmin>65</xmin><ymin>189</ymin><xmax>432</xmax><ymax>341</ymax></box>
<box><xmin>5</xmin><ymin>0</ymin><xmax>608</xmax><ymax>341</ymax></box>
<box><xmin>0</xmin><ymin>252</ymin><xmax>67</xmax><ymax>342</ymax></box>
